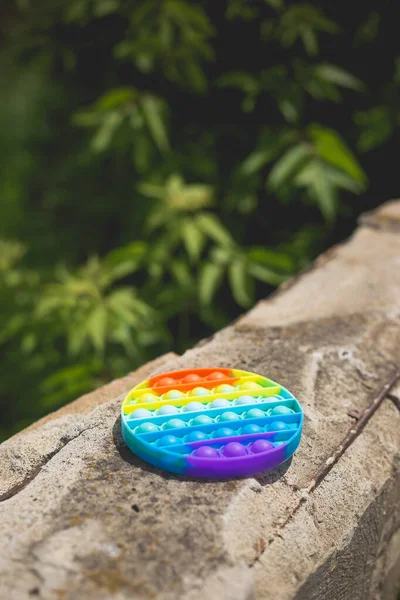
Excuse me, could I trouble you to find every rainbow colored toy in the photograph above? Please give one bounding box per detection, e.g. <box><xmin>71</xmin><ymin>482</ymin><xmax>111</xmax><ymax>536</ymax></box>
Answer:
<box><xmin>121</xmin><ymin>368</ymin><xmax>303</xmax><ymax>478</ymax></box>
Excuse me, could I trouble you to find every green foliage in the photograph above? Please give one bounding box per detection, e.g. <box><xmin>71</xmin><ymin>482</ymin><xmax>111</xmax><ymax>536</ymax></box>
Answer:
<box><xmin>261</xmin><ymin>4</ymin><xmax>339</xmax><ymax>56</ymax></box>
<box><xmin>355</xmin><ymin>59</ymin><xmax>400</xmax><ymax>151</ymax></box>
<box><xmin>113</xmin><ymin>1</ymin><xmax>215</xmax><ymax>92</ymax></box>
<box><xmin>0</xmin><ymin>0</ymin><xmax>399</xmax><ymax>439</ymax></box>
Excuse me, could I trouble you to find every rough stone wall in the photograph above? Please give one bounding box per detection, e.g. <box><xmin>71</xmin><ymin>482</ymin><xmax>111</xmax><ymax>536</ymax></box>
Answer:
<box><xmin>1</xmin><ymin>201</ymin><xmax>400</xmax><ymax>600</ymax></box>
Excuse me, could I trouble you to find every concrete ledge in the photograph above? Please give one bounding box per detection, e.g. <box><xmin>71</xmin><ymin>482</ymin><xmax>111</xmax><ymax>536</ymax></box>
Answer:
<box><xmin>1</xmin><ymin>201</ymin><xmax>400</xmax><ymax>599</ymax></box>
<box><xmin>0</xmin><ymin>353</ymin><xmax>177</xmax><ymax>499</ymax></box>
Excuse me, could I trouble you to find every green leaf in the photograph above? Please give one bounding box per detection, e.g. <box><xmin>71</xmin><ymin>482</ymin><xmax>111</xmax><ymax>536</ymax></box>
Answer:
<box><xmin>284</xmin><ymin>5</ymin><xmax>339</xmax><ymax>34</ymax></box>
<box><xmin>228</xmin><ymin>261</ymin><xmax>253</xmax><ymax>307</ymax></box>
<box><xmin>95</xmin><ymin>87</ymin><xmax>136</xmax><ymax>110</ymax></box>
<box><xmin>182</xmin><ymin>184</ymin><xmax>214</xmax><ymax>210</ymax></box>
<box><xmin>85</xmin><ymin>305</ymin><xmax>107</xmax><ymax>353</ymax></box>
<box><xmin>240</xmin><ymin>132</ymin><xmax>288</xmax><ymax>175</ymax></box>
<box><xmin>35</xmin><ymin>295</ymin><xmax>66</xmax><ymax>318</ymax></box>
<box><xmin>310</xmin><ymin>125</ymin><xmax>367</xmax><ymax>185</ymax></box>
<box><xmin>265</xmin><ymin>0</ymin><xmax>284</xmax><ymax>9</ymax></box>
<box><xmin>301</xmin><ymin>28</ymin><xmax>318</xmax><ymax>56</ymax></box>
<box><xmin>196</xmin><ymin>213</ymin><xmax>234</xmax><ymax>247</ymax></box>
<box><xmin>248</xmin><ymin>263</ymin><xmax>286</xmax><ymax>286</ymax></box>
<box><xmin>182</xmin><ymin>219</ymin><xmax>205</xmax><ymax>262</ymax></box>
<box><xmin>68</xmin><ymin>324</ymin><xmax>88</xmax><ymax>356</ymax></box>
<box><xmin>303</xmin><ymin>78</ymin><xmax>341</xmax><ymax>102</ymax></box>
<box><xmin>170</xmin><ymin>260</ymin><xmax>193</xmax><ymax>289</ymax></box>
<box><xmin>354</xmin><ymin>11</ymin><xmax>380</xmax><ymax>46</ymax></box>
<box><xmin>184</xmin><ymin>61</ymin><xmax>208</xmax><ymax>94</ymax></box>
<box><xmin>64</xmin><ymin>0</ymin><xmax>87</xmax><ymax>23</ymax></box>
<box><xmin>105</xmin><ymin>242</ymin><xmax>148</xmax><ymax>279</ymax></box>
<box><xmin>91</xmin><ymin>112</ymin><xmax>123</xmax><ymax>153</ymax></box>
<box><xmin>21</xmin><ymin>332</ymin><xmax>37</xmax><ymax>354</ymax></box>
<box><xmin>0</xmin><ymin>239</ymin><xmax>25</xmax><ymax>270</ymax></box>
<box><xmin>355</xmin><ymin>107</ymin><xmax>394</xmax><ymax>151</ymax></box>
<box><xmin>166</xmin><ymin>1</ymin><xmax>213</xmax><ymax>33</ymax></box>
<box><xmin>106</xmin><ymin>241</ymin><xmax>147</xmax><ymax>262</ymax></box>
<box><xmin>146</xmin><ymin>207</ymin><xmax>173</xmax><ymax>232</ymax></box>
<box><xmin>138</xmin><ymin>182</ymin><xmax>166</xmax><ymax>201</ymax></box>
<box><xmin>0</xmin><ymin>314</ymin><xmax>28</xmax><ymax>344</ymax></box>
<box><xmin>199</xmin><ymin>262</ymin><xmax>224</xmax><ymax>304</ymax></box>
<box><xmin>267</xmin><ymin>144</ymin><xmax>311</xmax><ymax>190</ymax></box>
<box><xmin>247</xmin><ymin>247</ymin><xmax>294</xmax><ymax>272</ymax></box>
<box><xmin>311</xmin><ymin>164</ymin><xmax>336</xmax><ymax>222</ymax></box>
<box><xmin>210</xmin><ymin>246</ymin><xmax>231</xmax><ymax>265</ymax></box>
<box><xmin>93</xmin><ymin>0</ymin><xmax>119</xmax><ymax>17</ymax></box>
<box><xmin>239</xmin><ymin>150</ymin><xmax>272</xmax><ymax>176</ymax></box>
<box><xmin>324</xmin><ymin>165</ymin><xmax>362</xmax><ymax>193</ymax></box>
<box><xmin>279</xmin><ymin>92</ymin><xmax>302</xmax><ymax>124</ymax></box>
<box><xmin>72</xmin><ymin>110</ymin><xmax>103</xmax><ymax>127</ymax></box>
<box><xmin>295</xmin><ymin>160</ymin><xmax>337</xmax><ymax>221</ymax></box>
<box><xmin>237</xmin><ymin>194</ymin><xmax>258</xmax><ymax>214</ymax></box>
<box><xmin>277</xmin><ymin>5</ymin><xmax>339</xmax><ymax>55</ymax></box>
<box><xmin>140</xmin><ymin>95</ymin><xmax>169</xmax><ymax>154</ymax></box>
<box><xmin>315</xmin><ymin>63</ymin><xmax>364</xmax><ymax>91</ymax></box>
<box><xmin>132</xmin><ymin>132</ymin><xmax>153</xmax><ymax>173</ymax></box>
<box><xmin>240</xmin><ymin>129</ymin><xmax>297</xmax><ymax>176</ymax></box>
<box><xmin>107</xmin><ymin>289</ymin><xmax>142</xmax><ymax>326</ymax></box>
<box><xmin>218</xmin><ymin>72</ymin><xmax>259</xmax><ymax>94</ymax></box>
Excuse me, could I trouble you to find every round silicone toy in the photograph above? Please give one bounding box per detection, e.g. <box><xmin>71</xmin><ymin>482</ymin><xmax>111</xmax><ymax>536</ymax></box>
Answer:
<box><xmin>121</xmin><ymin>368</ymin><xmax>303</xmax><ymax>478</ymax></box>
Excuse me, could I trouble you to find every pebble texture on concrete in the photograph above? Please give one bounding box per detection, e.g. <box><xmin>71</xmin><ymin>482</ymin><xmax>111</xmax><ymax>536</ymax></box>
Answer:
<box><xmin>1</xmin><ymin>201</ymin><xmax>400</xmax><ymax>600</ymax></box>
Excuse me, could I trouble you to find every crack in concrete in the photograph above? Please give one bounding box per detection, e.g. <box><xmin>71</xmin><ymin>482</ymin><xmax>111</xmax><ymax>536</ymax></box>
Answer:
<box><xmin>249</xmin><ymin>367</ymin><xmax>400</xmax><ymax>567</ymax></box>
<box><xmin>0</xmin><ymin>424</ymin><xmax>98</xmax><ymax>503</ymax></box>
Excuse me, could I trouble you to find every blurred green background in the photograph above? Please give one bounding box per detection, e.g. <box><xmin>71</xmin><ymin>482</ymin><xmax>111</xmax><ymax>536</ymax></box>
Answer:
<box><xmin>0</xmin><ymin>1</ymin><xmax>399</xmax><ymax>440</ymax></box>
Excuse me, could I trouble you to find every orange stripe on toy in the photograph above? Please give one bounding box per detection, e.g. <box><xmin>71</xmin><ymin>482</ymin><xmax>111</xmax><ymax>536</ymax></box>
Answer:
<box><xmin>150</xmin><ymin>377</ymin><xmax>240</xmax><ymax>394</ymax></box>
<box><xmin>149</xmin><ymin>368</ymin><xmax>233</xmax><ymax>390</ymax></box>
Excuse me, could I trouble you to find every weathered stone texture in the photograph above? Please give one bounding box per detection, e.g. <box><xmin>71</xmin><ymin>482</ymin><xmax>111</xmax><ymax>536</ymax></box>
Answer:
<box><xmin>1</xmin><ymin>201</ymin><xmax>400</xmax><ymax>600</ymax></box>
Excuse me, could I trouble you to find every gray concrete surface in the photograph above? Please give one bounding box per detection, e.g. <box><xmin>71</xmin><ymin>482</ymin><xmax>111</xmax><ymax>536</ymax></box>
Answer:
<box><xmin>1</xmin><ymin>201</ymin><xmax>400</xmax><ymax>600</ymax></box>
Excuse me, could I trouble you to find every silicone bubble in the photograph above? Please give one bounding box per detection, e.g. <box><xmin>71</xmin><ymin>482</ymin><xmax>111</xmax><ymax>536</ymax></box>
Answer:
<box><xmin>140</xmin><ymin>393</ymin><xmax>159</xmax><ymax>403</ymax></box>
<box><xmin>214</xmin><ymin>384</ymin><xmax>235</xmax><ymax>394</ymax></box>
<box><xmin>240</xmin><ymin>381</ymin><xmax>262</xmax><ymax>390</ymax></box>
<box><xmin>242</xmin><ymin>424</ymin><xmax>263</xmax><ymax>435</ymax></box>
<box><xmin>195</xmin><ymin>446</ymin><xmax>219</xmax><ymax>458</ymax></box>
<box><xmin>136</xmin><ymin>422</ymin><xmax>159</xmax><ymax>434</ymax></box>
<box><xmin>189</xmin><ymin>387</ymin><xmax>210</xmax><ymax>397</ymax></box>
<box><xmin>182</xmin><ymin>373</ymin><xmax>202</xmax><ymax>384</ymax></box>
<box><xmin>245</xmin><ymin>408</ymin><xmax>265</xmax><ymax>419</ymax></box>
<box><xmin>158</xmin><ymin>435</ymin><xmax>180</xmax><ymax>447</ymax></box>
<box><xmin>164</xmin><ymin>390</ymin><xmax>185</xmax><ymax>400</ymax></box>
<box><xmin>223</xmin><ymin>442</ymin><xmax>247</xmax><ymax>457</ymax></box>
<box><xmin>130</xmin><ymin>408</ymin><xmax>152</xmax><ymax>419</ymax></box>
<box><xmin>269</xmin><ymin>405</ymin><xmax>295</xmax><ymax>416</ymax></box>
<box><xmin>205</xmin><ymin>371</ymin><xmax>226</xmax><ymax>381</ymax></box>
<box><xmin>214</xmin><ymin>427</ymin><xmax>235</xmax><ymax>438</ymax></box>
<box><xmin>158</xmin><ymin>405</ymin><xmax>179</xmax><ymax>416</ymax></box>
<box><xmin>251</xmin><ymin>439</ymin><xmax>274</xmax><ymax>453</ymax></box>
<box><xmin>186</xmin><ymin>431</ymin><xmax>209</xmax><ymax>442</ymax></box>
<box><xmin>121</xmin><ymin>367</ymin><xmax>303</xmax><ymax>478</ymax></box>
<box><xmin>183</xmin><ymin>401</ymin><xmax>205</xmax><ymax>412</ymax></box>
<box><xmin>155</xmin><ymin>377</ymin><xmax>176</xmax><ymax>388</ymax></box>
<box><xmin>211</xmin><ymin>398</ymin><xmax>231</xmax><ymax>409</ymax></box>
<box><xmin>236</xmin><ymin>395</ymin><xmax>255</xmax><ymax>405</ymax></box>
<box><xmin>192</xmin><ymin>414</ymin><xmax>214</xmax><ymax>426</ymax></box>
<box><xmin>219</xmin><ymin>411</ymin><xmax>240</xmax><ymax>422</ymax></box>
<box><xmin>164</xmin><ymin>418</ymin><xmax>187</xmax><ymax>430</ymax></box>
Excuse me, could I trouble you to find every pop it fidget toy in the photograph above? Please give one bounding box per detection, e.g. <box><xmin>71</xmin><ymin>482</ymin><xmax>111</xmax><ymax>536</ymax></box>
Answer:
<box><xmin>121</xmin><ymin>368</ymin><xmax>303</xmax><ymax>478</ymax></box>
